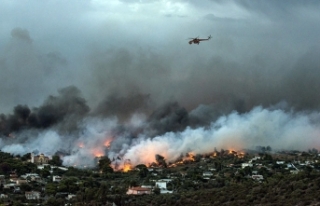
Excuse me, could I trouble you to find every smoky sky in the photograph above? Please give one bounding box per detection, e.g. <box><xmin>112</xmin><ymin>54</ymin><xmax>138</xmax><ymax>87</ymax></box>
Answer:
<box><xmin>0</xmin><ymin>0</ymin><xmax>319</xmax><ymax>114</ymax></box>
<box><xmin>1</xmin><ymin>1</ymin><xmax>320</xmax><ymax>167</ymax></box>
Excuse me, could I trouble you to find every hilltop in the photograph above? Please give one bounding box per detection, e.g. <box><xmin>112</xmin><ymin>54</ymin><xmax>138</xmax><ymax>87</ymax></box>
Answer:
<box><xmin>1</xmin><ymin>147</ymin><xmax>320</xmax><ymax>205</ymax></box>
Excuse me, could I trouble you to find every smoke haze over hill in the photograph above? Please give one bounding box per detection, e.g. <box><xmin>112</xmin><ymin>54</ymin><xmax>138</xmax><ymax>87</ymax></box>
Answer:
<box><xmin>0</xmin><ymin>0</ymin><xmax>320</xmax><ymax>168</ymax></box>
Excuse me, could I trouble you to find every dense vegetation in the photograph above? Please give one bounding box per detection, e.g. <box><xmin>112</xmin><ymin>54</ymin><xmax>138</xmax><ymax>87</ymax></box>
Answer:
<box><xmin>1</xmin><ymin>148</ymin><xmax>320</xmax><ymax>206</ymax></box>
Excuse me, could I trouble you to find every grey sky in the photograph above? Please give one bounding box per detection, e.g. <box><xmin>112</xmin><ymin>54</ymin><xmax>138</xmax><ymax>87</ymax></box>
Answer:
<box><xmin>1</xmin><ymin>0</ymin><xmax>320</xmax><ymax>114</ymax></box>
<box><xmin>1</xmin><ymin>0</ymin><xmax>320</xmax><ymax>167</ymax></box>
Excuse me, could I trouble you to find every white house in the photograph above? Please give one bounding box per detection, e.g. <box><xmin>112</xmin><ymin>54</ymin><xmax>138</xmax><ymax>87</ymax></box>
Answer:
<box><xmin>155</xmin><ymin>179</ymin><xmax>173</xmax><ymax>194</ymax></box>
<box><xmin>241</xmin><ymin>163</ymin><xmax>253</xmax><ymax>168</ymax></box>
<box><xmin>251</xmin><ymin>175</ymin><xmax>264</xmax><ymax>181</ymax></box>
<box><xmin>57</xmin><ymin>166</ymin><xmax>68</xmax><ymax>171</ymax></box>
<box><xmin>67</xmin><ymin>194</ymin><xmax>77</xmax><ymax>200</ymax></box>
<box><xmin>25</xmin><ymin>191</ymin><xmax>41</xmax><ymax>200</ymax></box>
<box><xmin>37</xmin><ymin>164</ymin><xmax>51</xmax><ymax>170</ymax></box>
<box><xmin>53</xmin><ymin>176</ymin><xmax>62</xmax><ymax>182</ymax></box>
<box><xmin>203</xmin><ymin>171</ymin><xmax>213</xmax><ymax>177</ymax></box>
<box><xmin>141</xmin><ymin>185</ymin><xmax>153</xmax><ymax>189</ymax></box>
<box><xmin>3</xmin><ymin>183</ymin><xmax>16</xmax><ymax>189</ymax></box>
<box><xmin>0</xmin><ymin>194</ymin><xmax>8</xmax><ymax>199</ymax></box>
<box><xmin>155</xmin><ymin>181</ymin><xmax>167</xmax><ymax>190</ymax></box>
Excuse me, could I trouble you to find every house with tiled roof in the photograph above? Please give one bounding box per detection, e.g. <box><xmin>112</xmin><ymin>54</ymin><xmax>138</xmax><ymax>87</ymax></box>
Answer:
<box><xmin>126</xmin><ymin>187</ymin><xmax>152</xmax><ymax>195</ymax></box>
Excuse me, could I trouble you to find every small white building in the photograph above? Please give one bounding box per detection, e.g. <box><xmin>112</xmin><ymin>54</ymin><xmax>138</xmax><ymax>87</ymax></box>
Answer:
<box><xmin>141</xmin><ymin>185</ymin><xmax>153</xmax><ymax>189</ymax></box>
<box><xmin>250</xmin><ymin>156</ymin><xmax>261</xmax><ymax>162</ymax></box>
<box><xmin>155</xmin><ymin>181</ymin><xmax>167</xmax><ymax>190</ymax></box>
<box><xmin>3</xmin><ymin>183</ymin><xmax>16</xmax><ymax>189</ymax></box>
<box><xmin>151</xmin><ymin>172</ymin><xmax>158</xmax><ymax>176</ymax></box>
<box><xmin>37</xmin><ymin>164</ymin><xmax>51</xmax><ymax>170</ymax></box>
<box><xmin>21</xmin><ymin>173</ymin><xmax>41</xmax><ymax>182</ymax></box>
<box><xmin>241</xmin><ymin>163</ymin><xmax>253</xmax><ymax>168</ymax></box>
<box><xmin>155</xmin><ymin>179</ymin><xmax>173</xmax><ymax>194</ymax></box>
<box><xmin>53</xmin><ymin>175</ymin><xmax>62</xmax><ymax>182</ymax></box>
<box><xmin>0</xmin><ymin>194</ymin><xmax>8</xmax><ymax>199</ymax></box>
<box><xmin>251</xmin><ymin>175</ymin><xmax>264</xmax><ymax>181</ymax></box>
<box><xmin>25</xmin><ymin>191</ymin><xmax>41</xmax><ymax>200</ymax></box>
<box><xmin>67</xmin><ymin>194</ymin><xmax>77</xmax><ymax>200</ymax></box>
<box><xmin>203</xmin><ymin>171</ymin><xmax>213</xmax><ymax>177</ymax></box>
<box><xmin>57</xmin><ymin>166</ymin><xmax>68</xmax><ymax>171</ymax></box>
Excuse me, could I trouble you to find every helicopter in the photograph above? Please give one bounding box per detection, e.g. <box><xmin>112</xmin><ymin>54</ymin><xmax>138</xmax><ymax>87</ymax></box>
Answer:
<box><xmin>188</xmin><ymin>35</ymin><xmax>211</xmax><ymax>45</ymax></box>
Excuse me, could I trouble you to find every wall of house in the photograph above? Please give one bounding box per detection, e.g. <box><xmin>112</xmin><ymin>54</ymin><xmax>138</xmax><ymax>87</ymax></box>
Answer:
<box><xmin>156</xmin><ymin>182</ymin><xmax>167</xmax><ymax>190</ymax></box>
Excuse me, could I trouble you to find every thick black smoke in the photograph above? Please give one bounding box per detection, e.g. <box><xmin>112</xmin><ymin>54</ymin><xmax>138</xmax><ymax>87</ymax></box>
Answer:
<box><xmin>145</xmin><ymin>102</ymin><xmax>189</xmax><ymax>136</ymax></box>
<box><xmin>93</xmin><ymin>93</ymin><xmax>151</xmax><ymax>121</ymax></box>
<box><xmin>0</xmin><ymin>87</ymin><xmax>221</xmax><ymax>139</ymax></box>
<box><xmin>0</xmin><ymin>86</ymin><xmax>89</xmax><ymax>136</ymax></box>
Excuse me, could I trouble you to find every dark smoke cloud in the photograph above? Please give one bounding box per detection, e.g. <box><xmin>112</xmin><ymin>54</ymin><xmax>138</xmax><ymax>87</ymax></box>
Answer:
<box><xmin>0</xmin><ymin>86</ymin><xmax>89</xmax><ymax>136</ymax></box>
<box><xmin>145</xmin><ymin>102</ymin><xmax>189</xmax><ymax>136</ymax></box>
<box><xmin>93</xmin><ymin>93</ymin><xmax>151</xmax><ymax>120</ymax></box>
<box><xmin>11</xmin><ymin>28</ymin><xmax>32</xmax><ymax>43</ymax></box>
<box><xmin>282</xmin><ymin>48</ymin><xmax>320</xmax><ymax>110</ymax></box>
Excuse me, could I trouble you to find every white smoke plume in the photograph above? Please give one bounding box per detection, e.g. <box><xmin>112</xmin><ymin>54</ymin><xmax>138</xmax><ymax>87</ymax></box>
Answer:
<box><xmin>121</xmin><ymin>106</ymin><xmax>320</xmax><ymax>166</ymax></box>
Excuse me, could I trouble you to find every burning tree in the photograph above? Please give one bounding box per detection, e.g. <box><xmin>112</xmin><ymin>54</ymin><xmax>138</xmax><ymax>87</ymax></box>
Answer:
<box><xmin>155</xmin><ymin>154</ymin><xmax>167</xmax><ymax>168</ymax></box>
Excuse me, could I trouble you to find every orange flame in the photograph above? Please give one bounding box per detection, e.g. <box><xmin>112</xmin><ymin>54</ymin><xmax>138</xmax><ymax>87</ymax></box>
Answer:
<box><xmin>123</xmin><ymin>159</ymin><xmax>132</xmax><ymax>172</ymax></box>
<box><xmin>183</xmin><ymin>152</ymin><xmax>195</xmax><ymax>162</ymax></box>
<box><xmin>237</xmin><ymin>152</ymin><xmax>245</xmax><ymax>158</ymax></box>
<box><xmin>92</xmin><ymin>149</ymin><xmax>104</xmax><ymax>158</ymax></box>
<box><xmin>228</xmin><ymin>149</ymin><xmax>235</xmax><ymax>154</ymax></box>
<box><xmin>123</xmin><ymin>164</ymin><xmax>132</xmax><ymax>172</ymax></box>
<box><xmin>104</xmin><ymin>139</ymin><xmax>112</xmax><ymax>148</ymax></box>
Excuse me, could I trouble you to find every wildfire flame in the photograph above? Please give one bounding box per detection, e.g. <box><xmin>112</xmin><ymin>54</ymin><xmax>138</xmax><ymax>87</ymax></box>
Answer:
<box><xmin>76</xmin><ymin>134</ymin><xmax>246</xmax><ymax>171</ymax></box>
<box><xmin>92</xmin><ymin>149</ymin><xmax>104</xmax><ymax>158</ymax></box>
<box><xmin>168</xmin><ymin>152</ymin><xmax>196</xmax><ymax>167</ymax></box>
<box><xmin>237</xmin><ymin>152</ymin><xmax>245</xmax><ymax>158</ymax></box>
<box><xmin>123</xmin><ymin>159</ymin><xmax>132</xmax><ymax>172</ymax></box>
<box><xmin>184</xmin><ymin>152</ymin><xmax>195</xmax><ymax>162</ymax></box>
<box><xmin>104</xmin><ymin>139</ymin><xmax>112</xmax><ymax>148</ymax></box>
<box><xmin>123</xmin><ymin>164</ymin><xmax>132</xmax><ymax>172</ymax></box>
